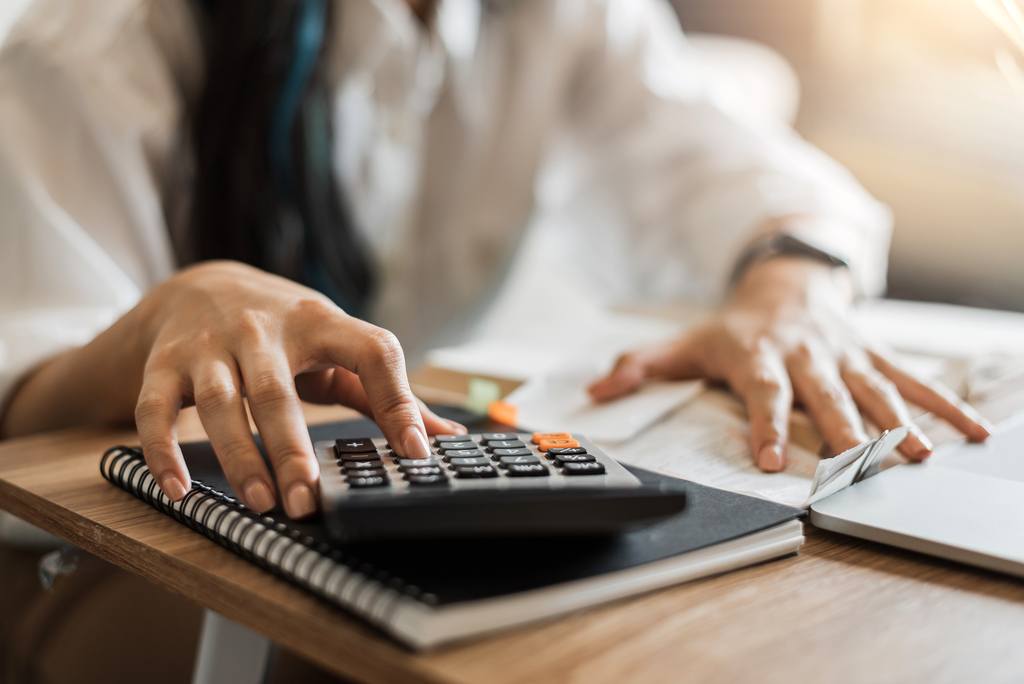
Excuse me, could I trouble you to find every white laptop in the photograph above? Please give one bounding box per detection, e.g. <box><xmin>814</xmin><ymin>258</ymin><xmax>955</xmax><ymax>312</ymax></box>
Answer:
<box><xmin>810</xmin><ymin>415</ymin><xmax>1024</xmax><ymax>578</ymax></box>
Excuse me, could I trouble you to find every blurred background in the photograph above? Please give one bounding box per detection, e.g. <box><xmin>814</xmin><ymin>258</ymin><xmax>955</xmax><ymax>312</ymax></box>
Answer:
<box><xmin>2</xmin><ymin>0</ymin><xmax>1021</xmax><ymax>311</ymax></box>
<box><xmin>673</xmin><ymin>0</ymin><xmax>1024</xmax><ymax>311</ymax></box>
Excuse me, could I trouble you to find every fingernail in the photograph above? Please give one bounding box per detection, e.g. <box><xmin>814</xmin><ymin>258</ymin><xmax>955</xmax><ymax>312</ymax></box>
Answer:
<box><xmin>973</xmin><ymin>418</ymin><xmax>995</xmax><ymax>441</ymax></box>
<box><xmin>401</xmin><ymin>425</ymin><xmax>431</xmax><ymax>459</ymax></box>
<box><xmin>910</xmin><ymin>429</ymin><xmax>934</xmax><ymax>459</ymax></box>
<box><xmin>757</xmin><ymin>444</ymin><xmax>785</xmax><ymax>472</ymax></box>
<box><xmin>243</xmin><ymin>478</ymin><xmax>275</xmax><ymax>513</ymax></box>
<box><xmin>285</xmin><ymin>483</ymin><xmax>316</xmax><ymax>518</ymax></box>
<box><xmin>447</xmin><ymin>420</ymin><xmax>469</xmax><ymax>435</ymax></box>
<box><xmin>160</xmin><ymin>474</ymin><xmax>188</xmax><ymax>501</ymax></box>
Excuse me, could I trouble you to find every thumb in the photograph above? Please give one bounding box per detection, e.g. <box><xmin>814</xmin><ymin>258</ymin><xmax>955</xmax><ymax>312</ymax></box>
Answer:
<box><xmin>587</xmin><ymin>338</ymin><xmax>699</xmax><ymax>402</ymax></box>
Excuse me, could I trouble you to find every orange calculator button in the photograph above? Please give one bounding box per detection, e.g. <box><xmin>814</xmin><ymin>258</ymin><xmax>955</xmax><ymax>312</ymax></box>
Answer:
<box><xmin>531</xmin><ymin>432</ymin><xmax>572</xmax><ymax>444</ymax></box>
<box><xmin>537</xmin><ymin>438</ymin><xmax>580</xmax><ymax>452</ymax></box>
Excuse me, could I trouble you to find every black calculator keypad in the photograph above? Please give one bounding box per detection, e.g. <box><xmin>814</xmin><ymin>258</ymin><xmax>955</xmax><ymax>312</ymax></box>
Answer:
<box><xmin>324</xmin><ymin>432</ymin><xmax>625</xmax><ymax>498</ymax></box>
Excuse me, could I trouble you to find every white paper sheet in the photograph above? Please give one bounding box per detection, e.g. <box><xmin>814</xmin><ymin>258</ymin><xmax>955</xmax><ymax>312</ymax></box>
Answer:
<box><xmin>503</xmin><ymin>367</ymin><xmax>703</xmax><ymax>442</ymax></box>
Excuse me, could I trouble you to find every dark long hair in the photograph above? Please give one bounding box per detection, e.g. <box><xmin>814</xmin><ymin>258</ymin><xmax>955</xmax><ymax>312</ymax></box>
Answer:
<box><xmin>186</xmin><ymin>0</ymin><xmax>375</xmax><ymax>314</ymax></box>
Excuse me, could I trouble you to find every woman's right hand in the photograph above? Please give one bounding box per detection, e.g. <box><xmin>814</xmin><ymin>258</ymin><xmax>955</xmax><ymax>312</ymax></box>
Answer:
<box><xmin>128</xmin><ymin>261</ymin><xmax>464</xmax><ymax>517</ymax></box>
<box><xmin>11</xmin><ymin>261</ymin><xmax>461</xmax><ymax>518</ymax></box>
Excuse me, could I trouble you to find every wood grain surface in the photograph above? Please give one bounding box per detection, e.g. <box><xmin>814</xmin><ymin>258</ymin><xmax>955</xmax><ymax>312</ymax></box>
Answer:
<box><xmin>1</xmin><ymin>381</ymin><xmax>1022</xmax><ymax>684</ymax></box>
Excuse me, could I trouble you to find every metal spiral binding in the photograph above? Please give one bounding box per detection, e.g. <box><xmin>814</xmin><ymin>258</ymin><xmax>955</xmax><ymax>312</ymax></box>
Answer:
<box><xmin>99</xmin><ymin>447</ymin><xmax>428</xmax><ymax>631</ymax></box>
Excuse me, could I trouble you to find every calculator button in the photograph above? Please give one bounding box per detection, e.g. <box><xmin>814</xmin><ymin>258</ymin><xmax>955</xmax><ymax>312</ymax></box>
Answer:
<box><xmin>338</xmin><ymin>452</ymin><xmax>382</xmax><ymax>463</ymax></box>
<box><xmin>442</xmin><ymin>449</ymin><xmax>484</xmax><ymax>459</ymax></box>
<box><xmin>553</xmin><ymin>453</ymin><xmax>596</xmax><ymax>465</ymax></box>
<box><xmin>454</xmin><ymin>465</ymin><xmax>499</xmax><ymax>478</ymax></box>
<box><xmin>335</xmin><ymin>438</ymin><xmax>377</xmax><ymax>454</ymax></box>
<box><xmin>343</xmin><ymin>460</ymin><xmax>384</xmax><ymax>471</ymax></box>
<box><xmin>491</xmin><ymin>448</ymin><xmax>533</xmax><ymax>459</ymax></box>
<box><xmin>481</xmin><ymin>432</ymin><xmax>518</xmax><ymax>442</ymax></box>
<box><xmin>485</xmin><ymin>439</ymin><xmax>526</xmax><ymax>450</ymax></box>
<box><xmin>537</xmin><ymin>438</ymin><xmax>580</xmax><ymax>452</ymax></box>
<box><xmin>498</xmin><ymin>455</ymin><xmax>541</xmax><ymax>467</ymax></box>
<box><xmin>396</xmin><ymin>458</ymin><xmax>439</xmax><ymax>467</ymax></box>
<box><xmin>407</xmin><ymin>474</ymin><xmax>449</xmax><ymax>487</ymax></box>
<box><xmin>402</xmin><ymin>466</ymin><xmax>444</xmax><ymax>477</ymax></box>
<box><xmin>343</xmin><ymin>467</ymin><xmax>388</xmax><ymax>479</ymax></box>
<box><xmin>438</xmin><ymin>442</ymin><xmax>477</xmax><ymax>452</ymax></box>
<box><xmin>561</xmin><ymin>461</ymin><xmax>606</xmax><ymax>475</ymax></box>
<box><xmin>434</xmin><ymin>434</ymin><xmax>469</xmax><ymax>444</ymax></box>
<box><xmin>532</xmin><ymin>432</ymin><xmax>572</xmax><ymax>444</ymax></box>
<box><xmin>347</xmin><ymin>476</ymin><xmax>389</xmax><ymax>488</ymax></box>
<box><xmin>507</xmin><ymin>463</ymin><xmax>550</xmax><ymax>477</ymax></box>
<box><xmin>447</xmin><ymin>456</ymin><xmax>490</xmax><ymax>467</ymax></box>
<box><xmin>546</xmin><ymin>447</ymin><xmax>588</xmax><ymax>457</ymax></box>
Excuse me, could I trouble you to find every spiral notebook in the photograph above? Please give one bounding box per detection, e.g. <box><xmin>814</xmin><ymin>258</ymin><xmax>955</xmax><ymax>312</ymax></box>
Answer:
<box><xmin>100</xmin><ymin>413</ymin><xmax>804</xmax><ymax>650</ymax></box>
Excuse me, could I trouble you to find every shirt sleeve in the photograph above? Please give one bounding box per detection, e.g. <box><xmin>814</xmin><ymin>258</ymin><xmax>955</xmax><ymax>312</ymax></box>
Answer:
<box><xmin>0</xmin><ymin>0</ymin><xmax>197</xmax><ymax>409</ymax></box>
<box><xmin>551</xmin><ymin>0</ymin><xmax>892</xmax><ymax>304</ymax></box>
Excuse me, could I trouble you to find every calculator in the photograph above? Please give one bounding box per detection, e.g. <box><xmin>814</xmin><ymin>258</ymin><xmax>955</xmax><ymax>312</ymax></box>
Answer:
<box><xmin>316</xmin><ymin>431</ymin><xmax>687</xmax><ymax>541</ymax></box>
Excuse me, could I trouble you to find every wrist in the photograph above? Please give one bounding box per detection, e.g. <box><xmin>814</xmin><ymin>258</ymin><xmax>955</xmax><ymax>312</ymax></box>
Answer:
<box><xmin>732</xmin><ymin>256</ymin><xmax>853</xmax><ymax>309</ymax></box>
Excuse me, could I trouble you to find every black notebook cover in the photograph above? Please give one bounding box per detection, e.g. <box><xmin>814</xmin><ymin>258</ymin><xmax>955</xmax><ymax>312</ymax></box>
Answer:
<box><xmin>101</xmin><ymin>407</ymin><xmax>803</xmax><ymax>645</ymax></box>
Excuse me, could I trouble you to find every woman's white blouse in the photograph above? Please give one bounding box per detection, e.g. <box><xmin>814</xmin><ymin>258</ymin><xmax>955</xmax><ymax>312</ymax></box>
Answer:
<box><xmin>0</xmin><ymin>0</ymin><xmax>892</xmax><ymax>406</ymax></box>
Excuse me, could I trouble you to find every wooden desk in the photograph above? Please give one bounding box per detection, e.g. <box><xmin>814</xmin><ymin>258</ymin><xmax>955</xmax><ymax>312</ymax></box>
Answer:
<box><xmin>1</xmin><ymin>390</ymin><xmax>1023</xmax><ymax>683</ymax></box>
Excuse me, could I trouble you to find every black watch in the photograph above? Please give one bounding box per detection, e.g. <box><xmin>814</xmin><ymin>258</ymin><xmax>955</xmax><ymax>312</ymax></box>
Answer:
<box><xmin>729</xmin><ymin>233</ymin><xmax>849</xmax><ymax>285</ymax></box>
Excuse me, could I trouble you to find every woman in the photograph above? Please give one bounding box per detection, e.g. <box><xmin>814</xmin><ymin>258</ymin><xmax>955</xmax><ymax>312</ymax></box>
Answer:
<box><xmin>0</xmin><ymin>0</ymin><xmax>991</xmax><ymax>520</ymax></box>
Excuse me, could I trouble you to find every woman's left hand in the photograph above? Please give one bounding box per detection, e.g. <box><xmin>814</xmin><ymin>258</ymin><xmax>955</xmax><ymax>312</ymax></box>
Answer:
<box><xmin>588</xmin><ymin>257</ymin><xmax>993</xmax><ymax>471</ymax></box>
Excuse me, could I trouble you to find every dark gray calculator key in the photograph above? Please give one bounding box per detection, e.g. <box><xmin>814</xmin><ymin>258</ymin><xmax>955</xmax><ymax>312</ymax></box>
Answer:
<box><xmin>562</xmin><ymin>461</ymin><xmax>606</xmax><ymax>475</ymax></box>
<box><xmin>447</xmin><ymin>456</ymin><xmax>490</xmax><ymax>467</ymax></box>
<box><xmin>434</xmin><ymin>434</ymin><xmax>469</xmax><ymax>444</ymax></box>
<box><xmin>481</xmin><ymin>432</ymin><xmax>518</xmax><ymax>442</ymax></box>
<box><xmin>407</xmin><ymin>474</ymin><xmax>449</xmax><ymax>486</ymax></box>
<box><xmin>490</xmin><ymin>447</ymin><xmax>533</xmax><ymax>458</ymax></box>
<box><xmin>485</xmin><ymin>439</ymin><xmax>526</xmax><ymax>450</ymax></box>
<box><xmin>396</xmin><ymin>458</ymin><xmax>440</xmax><ymax>468</ymax></box>
<box><xmin>347</xmin><ymin>476</ymin><xmax>389</xmax><ymax>488</ymax></box>
<box><xmin>454</xmin><ymin>465</ymin><xmax>499</xmax><ymax>478</ymax></box>
<box><xmin>498</xmin><ymin>455</ymin><xmax>541</xmax><ymax>467</ymax></box>
<box><xmin>343</xmin><ymin>460</ymin><xmax>384</xmax><ymax>471</ymax></box>
<box><xmin>506</xmin><ymin>463</ymin><xmax>550</xmax><ymax>477</ymax></box>
<box><xmin>438</xmin><ymin>441</ymin><xmax>477</xmax><ymax>452</ymax></box>
<box><xmin>338</xmin><ymin>452</ymin><xmax>382</xmax><ymax>463</ymax></box>
<box><xmin>442</xmin><ymin>449</ymin><xmax>484</xmax><ymax>459</ymax></box>
<box><xmin>335</xmin><ymin>438</ymin><xmax>377</xmax><ymax>454</ymax></box>
<box><xmin>554</xmin><ymin>453</ymin><xmax>597</xmax><ymax>465</ymax></box>
<box><xmin>401</xmin><ymin>466</ymin><xmax>444</xmax><ymax>477</ymax></box>
<box><xmin>343</xmin><ymin>467</ymin><xmax>387</xmax><ymax>479</ymax></box>
<box><xmin>546</xmin><ymin>447</ymin><xmax>588</xmax><ymax>457</ymax></box>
